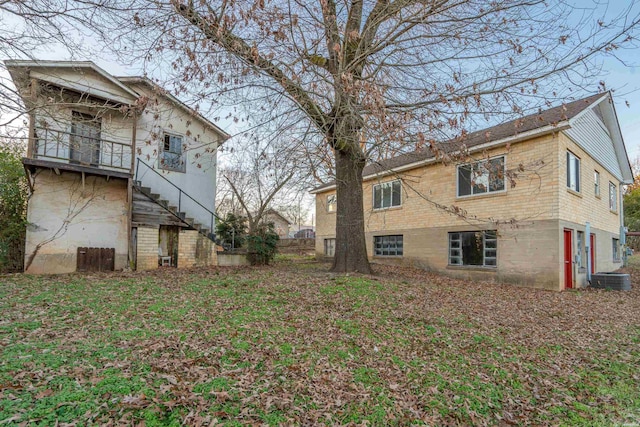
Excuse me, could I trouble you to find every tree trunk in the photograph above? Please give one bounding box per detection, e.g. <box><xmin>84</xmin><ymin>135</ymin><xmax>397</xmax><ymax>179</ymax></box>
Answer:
<box><xmin>331</xmin><ymin>147</ymin><xmax>372</xmax><ymax>274</ymax></box>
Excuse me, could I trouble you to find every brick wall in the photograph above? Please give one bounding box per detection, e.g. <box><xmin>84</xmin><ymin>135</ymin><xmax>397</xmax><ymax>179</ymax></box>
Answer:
<box><xmin>178</xmin><ymin>229</ymin><xmax>198</xmax><ymax>268</ymax></box>
<box><xmin>314</xmin><ymin>131</ymin><xmax>625</xmax><ymax>289</ymax></box>
<box><xmin>136</xmin><ymin>226</ymin><xmax>159</xmax><ymax>271</ymax></box>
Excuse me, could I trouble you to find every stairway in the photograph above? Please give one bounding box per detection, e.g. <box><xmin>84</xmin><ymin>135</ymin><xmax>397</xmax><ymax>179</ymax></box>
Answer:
<box><xmin>133</xmin><ymin>181</ymin><xmax>217</xmax><ymax>242</ymax></box>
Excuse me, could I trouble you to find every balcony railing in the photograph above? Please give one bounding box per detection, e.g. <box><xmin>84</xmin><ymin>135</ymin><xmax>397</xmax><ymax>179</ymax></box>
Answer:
<box><xmin>32</xmin><ymin>126</ymin><xmax>132</xmax><ymax>171</ymax></box>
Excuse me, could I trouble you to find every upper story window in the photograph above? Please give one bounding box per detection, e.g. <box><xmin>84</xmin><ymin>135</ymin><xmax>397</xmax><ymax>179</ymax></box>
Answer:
<box><xmin>70</xmin><ymin>111</ymin><xmax>101</xmax><ymax>166</ymax></box>
<box><xmin>373</xmin><ymin>180</ymin><xmax>401</xmax><ymax>209</ymax></box>
<box><xmin>160</xmin><ymin>133</ymin><xmax>185</xmax><ymax>172</ymax></box>
<box><xmin>609</xmin><ymin>182</ymin><xmax>617</xmax><ymax>211</ymax></box>
<box><xmin>327</xmin><ymin>194</ymin><xmax>337</xmax><ymax>213</ymax></box>
<box><xmin>566</xmin><ymin>151</ymin><xmax>580</xmax><ymax>192</ymax></box>
<box><xmin>594</xmin><ymin>170</ymin><xmax>600</xmax><ymax>197</ymax></box>
<box><xmin>457</xmin><ymin>156</ymin><xmax>505</xmax><ymax>197</ymax></box>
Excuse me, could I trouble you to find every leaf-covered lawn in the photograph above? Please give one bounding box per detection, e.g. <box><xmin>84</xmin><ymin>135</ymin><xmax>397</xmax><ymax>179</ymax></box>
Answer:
<box><xmin>1</xmin><ymin>255</ymin><xmax>639</xmax><ymax>426</ymax></box>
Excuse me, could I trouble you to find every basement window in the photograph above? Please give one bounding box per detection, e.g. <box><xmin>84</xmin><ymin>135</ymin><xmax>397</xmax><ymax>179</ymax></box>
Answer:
<box><xmin>449</xmin><ymin>231</ymin><xmax>497</xmax><ymax>267</ymax></box>
<box><xmin>324</xmin><ymin>238</ymin><xmax>335</xmax><ymax>257</ymax></box>
<box><xmin>374</xmin><ymin>235</ymin><xmax>403</xmax><ymax>256</ymax></box>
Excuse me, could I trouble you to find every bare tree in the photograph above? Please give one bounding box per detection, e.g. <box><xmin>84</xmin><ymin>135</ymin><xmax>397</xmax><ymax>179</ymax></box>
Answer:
<box><xmin>5</xmin><ymin>0</ymin><xmax>640</xmax><ymax>273</ymax></box>
<box><xmin>216</xmin><ymin>123</ymin><xmax>313</xmax><ymax>236</ymax></box>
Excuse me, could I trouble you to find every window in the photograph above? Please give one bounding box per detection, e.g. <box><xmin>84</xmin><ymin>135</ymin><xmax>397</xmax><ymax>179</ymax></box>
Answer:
<box><xmin>324</xmin><ymin>238</ymin><xmax>335</xmax><ymax>257</ymax></box>
<box><xmin>566</xmin><ymin>151</ymin><xmax>580</xmax><ymax>192</ymax></box>
<box><xmin>374</xmin><ymin>235</ymin><xmax>403</xmax><ymax>256</ymax></box>
<box><xmin>373</xmin><ymin>180</ymin><xmax>401</xmax><ymax>209</ymax></box>
<box><xmin>449</xmin><ymin>231</ymin><xmax>497</xmax><ymax>267</ymax></box>
<box><xmin>594</xmin><ymin>171</ymin><xmax>600</xmax><ymax>197</ymax></box>
<box><xmin>609</xmin><ymin>182</ymin><xmax>617</xmax><ymax>211</ymax></box>
<box><xmin>160</xmin><ymin>133</ymin><xmax>185</xmax><ymax>172</ymax></box>
<box><xmin>577</xmin><ymin>231</ymin><xmax>585</xmax><ymax>268</ymax></box>
<box><xmin>327</xmin><ymin>194</ymin><xmax>337</xmax><ymax>213</ymax></box>
<box><xmin>613</xmin><ymin>238</ymin><xmax>620</xmax><ymax>261</ymax></box>
<box><xmin>457</xmin><ymin>156</ymin><xmax>505</xmax><ymax>197</ymax></box>
<box><xmin>70</xmin><ymin>111</ymin><xmax>101</xmax><ymax>165</ymax></box>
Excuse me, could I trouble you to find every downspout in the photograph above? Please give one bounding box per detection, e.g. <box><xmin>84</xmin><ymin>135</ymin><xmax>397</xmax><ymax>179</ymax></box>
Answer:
<box><xmin>586</xmin><ymin>222</ymin><xmax>591</xmax><ymax>283</ymax></box>
<box><xmin>620</xmin><ymin>184</ymin><xmax>626</xmax><ymax>267</ymax></box>
<box><xmin>127</xmin><ymin>110</ymin><xmax>138</xmax><ymax>270</ymax></box>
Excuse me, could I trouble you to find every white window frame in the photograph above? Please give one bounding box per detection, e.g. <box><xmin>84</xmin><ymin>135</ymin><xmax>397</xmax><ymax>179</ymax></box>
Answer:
<box><xmin>324</xmin><ymin>238</ymin><xmax>336</xmax><ymax>257</ymax></box>
<box><xmin>566</xmin><ymin>151</ymin><xmax>580</xmax><ymax>192</ymax></box>
<box><xmin>457</xmin><ymin>156</ymin><xmax>506</xmax><ymax>198</ymax></box>
<box><xmin>609</xmin><ymin>182</ymin><xmax>617</xmax><ymax>212</ymax></box>
<box><xmin>373</xmin><ymin>235</ymin><xmax>403</xmax><ymax>256</ymax></box>
<box><xmin>160</xmin><ymin>132</ymin><xmax>185</xmax><ymax>172</ymax></box>
<box><xmin>326</xmin><ymin>194</ymin><xmax>337</xmax><ymax>213</ymax></box>
<box><xmin>594</xmin><ymin>170</ymin><xmax>600</xmax><ymax>198</ymax></box>
<box><xmin>577</xmin><ymin>230</ymin><xmax>585</xmax><ymax>268</ymax></box>
<box><xmin>448</xmin><ymin>231</ymin><xmax>497</xmax><ymax>267</ymax></box>
<box><xmin>373</xmin><ymin>180</ymin><xmax>402</xmax><ymax>210</ymax></box>
<box><xmin>612</xmin><ymin>238</ymin><xmax>620</xmax><ymax>261</ymax></box>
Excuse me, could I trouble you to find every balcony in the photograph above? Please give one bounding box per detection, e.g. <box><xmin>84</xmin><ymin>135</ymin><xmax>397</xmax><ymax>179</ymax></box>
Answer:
<box><xmin>26</xmin><ymin>125</ymin><xmax>133</xmax><ymax>178</ymax></box>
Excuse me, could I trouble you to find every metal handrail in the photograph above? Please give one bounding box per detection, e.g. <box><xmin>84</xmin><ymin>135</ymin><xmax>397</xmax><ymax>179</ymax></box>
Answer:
<box><xmin>33</xmin><ymin>126</ymin><xmax>132</xmax><ymax>171</ymax></box>
<box><xmin>135</xmin><ymin>157</ymin><xmax>220</xmax><ymax>233</ymax></box>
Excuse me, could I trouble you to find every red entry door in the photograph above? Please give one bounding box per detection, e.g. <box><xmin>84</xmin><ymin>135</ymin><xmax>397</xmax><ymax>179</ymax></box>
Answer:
<box><xmin>590</xmin><ymin>234</ymin><xmax>596</xmax><ymax>274</ymax></box>
<box><xmin>564</xmin><ymin>229</ymin><xmax>573</xmax><ymax>289</ymax></box>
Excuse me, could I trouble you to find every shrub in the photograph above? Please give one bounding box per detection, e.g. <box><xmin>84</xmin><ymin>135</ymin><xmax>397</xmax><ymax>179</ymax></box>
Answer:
<box><xmin>216</xmin><ymin>212</ymin><xmax>247</xmax><ymax>249</ymax></box>
<box><xmin>0</xmin><ymin>142</ymin><xmax>28</xmax><ymax>272</ymax></box>
<box><xmin>246</xmin><ymin>222</ymin><xmax>279</xmax><ymax>265</ymax></box>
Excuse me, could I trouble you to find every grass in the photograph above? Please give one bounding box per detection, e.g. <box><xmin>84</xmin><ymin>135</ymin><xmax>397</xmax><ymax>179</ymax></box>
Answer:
<box><xmin>1</xmin><ymin>257</ymin><xmax>639</xmax><ymax>425</ymax></box>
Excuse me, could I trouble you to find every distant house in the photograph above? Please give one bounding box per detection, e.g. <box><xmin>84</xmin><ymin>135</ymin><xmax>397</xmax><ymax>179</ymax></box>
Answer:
<box><xmin>293</xmin><ymin>227</ymin><xmax>316</xmax><ymax>239</ymax></box>
<box><xmin>262</xmin><ymin>209</ymin><xmax>292</xmax><ymax>238</ymax></box>
<box><xmin>6</xmin><ymin>60</ymin><xmax>229</xmax><ymax>273</ymax></box>
<box><xmin>312</xmin><ymin>93</ymin><xmax>633</xmax><ymax>290</ymax></box>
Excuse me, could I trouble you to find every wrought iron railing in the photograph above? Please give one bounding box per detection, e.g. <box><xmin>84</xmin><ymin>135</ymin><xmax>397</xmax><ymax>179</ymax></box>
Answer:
<box><xmin>135</xmin><ymin>158</ymin><xmax>220</xmax><ymax>238</ymax></box>
<box><xmin>32</xmin><ymin>126</ymin><xmax>132</xmax><ymax>171</ymax></box>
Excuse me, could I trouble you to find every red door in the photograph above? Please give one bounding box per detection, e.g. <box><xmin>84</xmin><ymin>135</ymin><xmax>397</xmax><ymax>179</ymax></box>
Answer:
<box><xmin>590</xmin><ymin>234</ymin><xmax>596</xmax><ymax>274</ymax></box>
<box><xmin>564</xmin><ymin>229</ymin><xmax>573</xmax><ymax>289</ymax></box>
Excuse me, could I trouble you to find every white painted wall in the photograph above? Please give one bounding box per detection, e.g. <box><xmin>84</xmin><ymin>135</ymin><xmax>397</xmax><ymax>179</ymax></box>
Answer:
<box><xmin>129</xmin><ymin>82</ymin><xmax>222</xmax><ymax>230</ymax></box>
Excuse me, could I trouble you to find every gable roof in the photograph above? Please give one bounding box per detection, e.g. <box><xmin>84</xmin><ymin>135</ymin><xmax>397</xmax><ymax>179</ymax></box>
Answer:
<box><xmin>5</xmin><ymin>60</ymin><xmax>140</xmax><ymax>104</ymax></box>
<box><xmin>5</xmin><ymin>59</ymin><xmax>230</xmax><ymax>142</ymax></box>
<box><xmin>311</xmin><ymin>93</ymin><xmax>630</xmax><ymax>193</ymax></box>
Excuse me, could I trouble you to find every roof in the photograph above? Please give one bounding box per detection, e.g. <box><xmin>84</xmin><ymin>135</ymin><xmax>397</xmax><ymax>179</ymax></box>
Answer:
<box><xmin>262</xmin><ymin>208</ymin><xmax>292</xmax><ymax>225</ymax></box>
<box><xmin>312</xmin><ymin>93</ymin><xmax>608</xmax><ymax>193</ymax></box>
<box><xmin>117</xmin><ymin>76</ymin><xmax>230</xmax><ymax>142</ymax></box>
<box><xmin>4</xmin><ymin>59</ymin><xmax>230</xmax><ymax>142</ymax></box>
<box><xmin>4</xmin><ymin>60</ymin><xmax>140</xmax><ymax>102</ymax></box>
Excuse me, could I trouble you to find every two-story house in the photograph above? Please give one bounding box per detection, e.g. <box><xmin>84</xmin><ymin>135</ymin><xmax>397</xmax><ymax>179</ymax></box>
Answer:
<box><xmin>6</xmin><ymin>60</ymin><xmax>229</xmax><ymax>274</ymax></box>
<box><xmin>312</xmin><ymin>93</ymin><xmax>634</xmax><ymax>290</ymax></box>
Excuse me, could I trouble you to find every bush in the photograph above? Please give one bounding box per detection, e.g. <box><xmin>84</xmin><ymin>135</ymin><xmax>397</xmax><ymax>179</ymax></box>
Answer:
<box><xmin>215</xmin><ymin>212</ymin><xmax>247</xmax><ymax>249</ymax></box>
<box><xmin>246</xmin><ymin>222</ymin><xmax>279</xmax><ymax>265</ymax></box>
<box><xmin>0</xmin><ymin>142</ymin><xmax>28</xmax><ymax>272</ymax></box>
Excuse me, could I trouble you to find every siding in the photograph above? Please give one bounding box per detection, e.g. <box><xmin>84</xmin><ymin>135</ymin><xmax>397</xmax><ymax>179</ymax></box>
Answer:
<box><xmin>565</xmin><ymin>108</ymin><xmax>623</xmax><ymax>181</ymax></box>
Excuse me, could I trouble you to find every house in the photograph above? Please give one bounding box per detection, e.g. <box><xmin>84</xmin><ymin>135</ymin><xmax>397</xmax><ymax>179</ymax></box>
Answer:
<box><xmin>262</xmin><ymin>209</ymin><xmax>292</xmax><ymax>238</ymax></box>
<box><xmin>6</xmin><ymin>60</ymin><xmax>229</xmax><ymax>274</ymax></box>
<box><xmin>312</xmin><ymin>93</ymin><xmax>634</xmax><ymax>291</ymax></box>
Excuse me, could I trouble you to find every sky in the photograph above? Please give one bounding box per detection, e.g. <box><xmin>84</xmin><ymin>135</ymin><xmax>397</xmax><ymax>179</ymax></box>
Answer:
<box><xmin>2</xmin><ymin>1</ymin><xmax>640</xmax><ymax>225</ymax></box>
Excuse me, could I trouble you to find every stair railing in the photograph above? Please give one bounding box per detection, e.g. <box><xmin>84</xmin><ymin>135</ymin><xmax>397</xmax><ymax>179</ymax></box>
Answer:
<box><xmin>135</xmin><ymin>158</ymin><xmax>220</xmax><ymax>238</ymax></box>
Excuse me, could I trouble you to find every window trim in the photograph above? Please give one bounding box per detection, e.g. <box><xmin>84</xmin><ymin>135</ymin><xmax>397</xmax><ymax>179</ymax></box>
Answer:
<box><xmin>326</xmin><ymin>194</ymin><xmax>337</xmax><ymax>213</ymax></box>
<box><xmin>609</xmin><ymin>181</ymin><xmax>617</xmax><ymax>212</ymax></box>
<box><xmin>566</xmin><ymin>151</ymin><xmax>581</xmax><ymax>193</ymax></box>
<box><xmin>160</xmin><ymin>132</ymin><xmax>186</xmax><ymax>173</ymax></box>
<box><xmin>372</xmin><ymin>180</ymin><xmax>402</xmax><ymax>210</ymax></box>
<box><xmin>448</xmin><ymin>230</ymin><xmax>497</xmax><ymax>268</ymax></box>
<box><xmin>594</xmin><ymin>170</ymin><xmax>601</xmax><ymax>198</ymax></box>
<box><xmin>612</xmin><ymin>238</ymin><xmax>620</xmax><ymax>262</ymax></box>
<box><xmin>324</xmin><ymin>238</ymin><xmax>336</xmax><ymax>257</ymax></box>
<box><xmin>456</xmin><ymin>155</ymin><xmax>506</xmax><ymax>198</ymax></box>
<box><xmin>373</xmin><ymin>235</ymin><xmax>404</xmax><ymax>257</ymax></box>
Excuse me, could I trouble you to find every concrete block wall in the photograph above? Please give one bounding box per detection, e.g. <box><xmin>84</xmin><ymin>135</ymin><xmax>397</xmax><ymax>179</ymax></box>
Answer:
<box><xmin>137</xmin><ymin>226</ymin><xmax>159</xmax><ymax>271</ymax></box>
